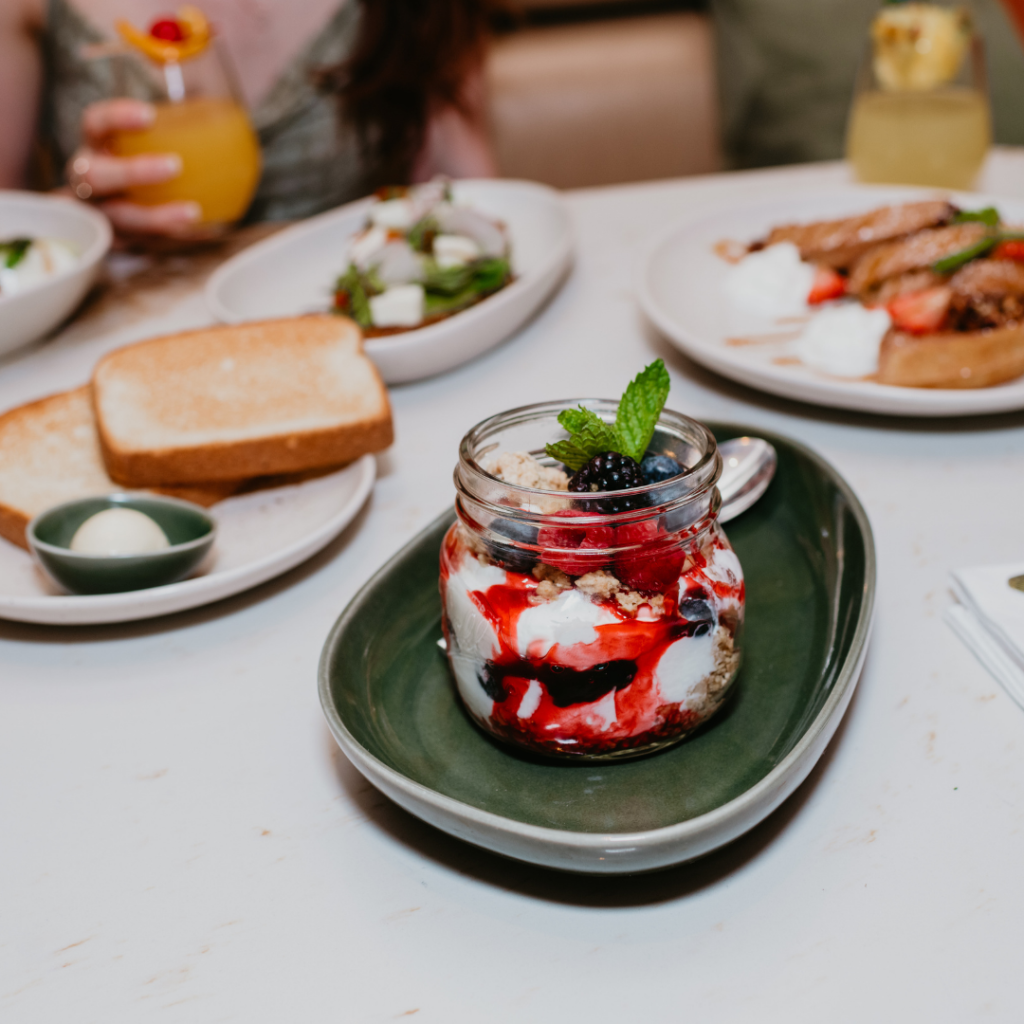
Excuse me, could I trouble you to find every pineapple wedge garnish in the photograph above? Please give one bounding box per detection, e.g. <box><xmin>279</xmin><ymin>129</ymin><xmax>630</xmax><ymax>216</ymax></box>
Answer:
<box><xmin>872</xmin><ymin>3</ymin><xmax>972</xmax><ymax>91</ymax></box>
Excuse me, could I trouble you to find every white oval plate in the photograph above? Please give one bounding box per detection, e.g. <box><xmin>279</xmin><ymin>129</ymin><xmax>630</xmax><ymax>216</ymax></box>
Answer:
<box><xmin>0</xmin><ymin>455</ymin><xmax>374</xmax><ymax>625</ymax></box>
<box><xmin>637</xmin><ymin>184</ymin><xmax>1024</xmax><ymax>417</ymax></box>
<box><xmin>0</xmin><ymin>191</ymin><xmax>112</xmax><ymax>359</ymax></box>
<box><xmin>206</xmin><ymin>179</ymin><xmax>573</xmax><ymax>384</ymax></box>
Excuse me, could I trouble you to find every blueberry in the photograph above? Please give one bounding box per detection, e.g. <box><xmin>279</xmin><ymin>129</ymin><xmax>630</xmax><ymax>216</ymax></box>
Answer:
<box><xmin>491</xmin><ymin>517</ymin><xmax>539</xmax><ymax>546</ymax></box>
<box><xmin>677</xmin><ymin>599</ymin><xmax>716</xmax><ymax>637</ymax></box>
<box><xmin>641</xmin><ymin>454</ymin><xmax>683</xmax><ymax>484</ymax></box>
<box><xmin>486</xmin><ymin>517</ymin><xmax>539</xmax><ymax>574</ymax></box>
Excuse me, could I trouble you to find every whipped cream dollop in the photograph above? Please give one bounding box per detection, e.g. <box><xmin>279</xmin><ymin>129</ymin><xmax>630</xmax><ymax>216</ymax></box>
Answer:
<box><xmin>723</xmin><ymin>242</ymin><xmax>816</xmax><ymax>318</ymax></box>
<box><xmin>795</xmin><ymin>303</ymin><xmax>892</xmax><ymax>377</ymax></box>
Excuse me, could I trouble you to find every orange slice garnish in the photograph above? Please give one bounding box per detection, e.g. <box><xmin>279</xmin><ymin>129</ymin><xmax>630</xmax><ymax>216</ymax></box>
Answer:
<box><xmin>116</xmin><ymin>6</ymin><xmax>211</xmax><ymax>64</ymax></box>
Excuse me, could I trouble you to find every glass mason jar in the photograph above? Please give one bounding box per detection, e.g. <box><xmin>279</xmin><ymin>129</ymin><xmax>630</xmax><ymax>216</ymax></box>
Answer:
<box><xmin>440</xmin><ymin>401</ymin><xmax>745</xmax><ymax>761</ymax></box>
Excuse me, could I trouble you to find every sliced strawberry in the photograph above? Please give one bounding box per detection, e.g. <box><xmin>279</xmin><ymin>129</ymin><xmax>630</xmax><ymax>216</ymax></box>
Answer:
<box><xmin>613</xmin><ymin>520</ymin><xmax>685</xmax><ymax>593</ymax></box>
<box><xmin>808</xmin><ymin>265</ymin><xmax>847</xmax><ymax>305</ymax></box>
<box><xmin>993</xmin><ymin>240</ymin><xmax>1024</xmax><ymax>261</ymax></box>
<box><xmin>538</xmin><ymin>510</ymin><xmax>613</xmax><ymax>576</ymax></box>
<box><xmin>887</xmin><ymin>286</ymin><xmax>952</xmax><ymax>334</ymax></box>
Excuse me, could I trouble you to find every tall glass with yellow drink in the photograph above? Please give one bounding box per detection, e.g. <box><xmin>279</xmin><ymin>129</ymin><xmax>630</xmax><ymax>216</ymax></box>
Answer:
<box><xmin>846</xmin><ymin>2</ymin><xmax>991</xmax><ymax>190</ymax></box>
<box><xmin>110</xmin><ymin>7</ymin><xmax>261</xmax><ymax>229</ymax></box>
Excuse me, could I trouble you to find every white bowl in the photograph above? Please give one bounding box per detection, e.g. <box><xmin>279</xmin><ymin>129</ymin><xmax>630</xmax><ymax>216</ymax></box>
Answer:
<box><xmin>0</xmin><ymin>191</ymin><xmax>112</xmax><ymax>358</ymax></box>
<box><xmin>205</xmin><ymin>179</ymin><xmax>573</xmax><ymax>384</ymax></box>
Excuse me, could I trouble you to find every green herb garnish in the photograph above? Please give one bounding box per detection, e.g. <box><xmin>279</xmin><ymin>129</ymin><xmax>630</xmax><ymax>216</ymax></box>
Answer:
<box><xmin>545</xmin><ymin>359</ymin><xmax>671</xmax><ymax>471</ymax></box>
<box><xmin>934</xmin><ymin>237</ymin><xmax>999</xmax><ymax>274</ymax></box>
<box><xmin>952</xmin><ymin>206</ymin><xmax>1000</xmax><ymax>228</ymax></box>
<box><xmin>0</xmin><ymin>238</ymin><xmax>31</xmax><ymax>270</ymax></box>
<box><xmin>333</xmin><ymin>265</ymin><xmax>374</xmax><ymax>328</ymax></box>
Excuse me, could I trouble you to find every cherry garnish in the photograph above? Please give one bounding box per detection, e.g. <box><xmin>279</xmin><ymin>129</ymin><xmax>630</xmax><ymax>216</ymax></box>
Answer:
<box><xmin>149</xmin><ymin>18</ymin><xmax>186</xmax><ymax>42</ymax></box>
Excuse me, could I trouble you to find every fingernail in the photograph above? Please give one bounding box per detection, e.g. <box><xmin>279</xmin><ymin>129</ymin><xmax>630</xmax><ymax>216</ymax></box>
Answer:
<box><xmin>135</xmin><ymin>103</ymin><xmax>157</xmax><ymax>127</ymax></box>
<box><xmin>156</xmin><ymin>153</ymin><xmax>183</xmax><ymax>177</ymax></box>
<box><xmin>178</xmin><ymin>202</ymin><xmax>202</xmax><ymax>223</ymax></box>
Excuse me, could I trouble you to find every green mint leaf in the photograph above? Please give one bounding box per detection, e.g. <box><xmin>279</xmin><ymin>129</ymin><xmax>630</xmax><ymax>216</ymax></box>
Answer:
<box><xmin>614</xmin><ymin>359</ymin><xmax>670</xmax><ymax>463</ymax></box>
<box><xmin>953</xmin><ymin>206</ymin><xmax>1000</xmax><ymax>228</ymax></box>
<box><xmin>544</xmin><ymin>439</ymin><xmax>593</xmax><ymax>472</ymax></box>
<box><xmin>546</xmin><ymin>409</ymin><xmax>621</xmax><ymax>471</ymax></box>
<box><xmin>557</xmin><ymin>406</ymin><xmax>601</xmax><ymax>436</ymax></box>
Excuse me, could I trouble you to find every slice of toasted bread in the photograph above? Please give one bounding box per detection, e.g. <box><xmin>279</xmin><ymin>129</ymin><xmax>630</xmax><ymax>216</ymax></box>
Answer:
<box><xmin>92</xmin><ymin>315</ymin><xmax>393</xmax><ymax>486</ymax></box>
<box><xmin>0</xmin><ymin>388</ymin><xmax>237</xmax><ymax>550</ymax></box>
<box><xmin>878</xmin><ymin>323</ymin><xmax>1024</xmax><ymax>388</ymax></box>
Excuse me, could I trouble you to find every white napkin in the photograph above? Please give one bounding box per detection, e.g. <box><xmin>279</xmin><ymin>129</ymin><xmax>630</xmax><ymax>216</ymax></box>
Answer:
<box><xmin>946</xmin><ymin>561</ymin><xmax>1024</xmax><ymax>711</ymax></box>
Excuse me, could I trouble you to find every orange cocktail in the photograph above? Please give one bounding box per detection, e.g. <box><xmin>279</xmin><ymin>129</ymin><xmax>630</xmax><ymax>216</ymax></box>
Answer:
<box><xmin>111</xmin><ymin>97</ymin><xmax>260</xmax><ymax>225</ymax></box>
<box><xmin>111</xmin><ymin>6</ymin><xmax>261</xmax><ymax>227</ymax></box>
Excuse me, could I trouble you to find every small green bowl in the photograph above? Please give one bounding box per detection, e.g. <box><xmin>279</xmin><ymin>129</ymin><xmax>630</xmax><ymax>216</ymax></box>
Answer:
<box><xmin>27</xmin><ymin>494</ymin><xmax>216</xmax><ymax>595</ymax></box>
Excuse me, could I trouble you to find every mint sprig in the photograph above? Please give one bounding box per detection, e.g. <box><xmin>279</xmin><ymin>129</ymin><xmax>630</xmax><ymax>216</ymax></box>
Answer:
<box><xmin>544</xmin><ymin>359</ymin><xmax>671</xmax><ymax>472</ymax></box>
<box><xmin>615</xmin><ymin>359</ymin><xmax>671</xmax><ymax>462</ymax></box>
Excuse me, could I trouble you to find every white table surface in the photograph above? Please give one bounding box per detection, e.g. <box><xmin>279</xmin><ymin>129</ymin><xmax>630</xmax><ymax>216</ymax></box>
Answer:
<box><xmin>4</xmin><ymin>154</ymin><xmax>1024</xmax><ymax>1023</ymax></box>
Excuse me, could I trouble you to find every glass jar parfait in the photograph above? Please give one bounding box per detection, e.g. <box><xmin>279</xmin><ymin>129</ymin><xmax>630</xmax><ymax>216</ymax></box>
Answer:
<box><xmin>440</xmin><ymin>400</ymin><xmax>745</xmax><ymax>761</ymax></box>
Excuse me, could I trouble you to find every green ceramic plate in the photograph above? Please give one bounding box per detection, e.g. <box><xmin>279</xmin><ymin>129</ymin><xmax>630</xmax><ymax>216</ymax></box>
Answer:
<box><xmin>319</xmin><ymin>424</ymin><xmax>875</xmax><ymax>873</ymax></box>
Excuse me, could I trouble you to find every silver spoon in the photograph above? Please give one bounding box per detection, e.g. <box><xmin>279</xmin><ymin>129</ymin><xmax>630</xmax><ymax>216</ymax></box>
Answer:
<box><xmin>717</xmin><ymin>436</ymin><xmax>777</xmax><ymax>523</ymax></box>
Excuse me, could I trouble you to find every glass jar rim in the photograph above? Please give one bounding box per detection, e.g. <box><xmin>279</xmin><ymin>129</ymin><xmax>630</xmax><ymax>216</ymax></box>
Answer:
<box><xmin>455</xmin><ymin>399</ymin><xmax>722</xmax><ymax>526</ymax></box>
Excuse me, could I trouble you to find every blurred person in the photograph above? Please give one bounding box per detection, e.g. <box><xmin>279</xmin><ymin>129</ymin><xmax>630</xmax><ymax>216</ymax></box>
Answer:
<box><xmin>0</xmin><ymin>0</ymin><xmax>498</xmax><ymax>240</ymax></box>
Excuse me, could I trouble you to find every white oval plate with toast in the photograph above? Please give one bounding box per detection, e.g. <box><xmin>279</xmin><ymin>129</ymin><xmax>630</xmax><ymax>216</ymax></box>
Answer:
<box><xmin>0</xmin><ymin>455</ymin><xmax>374</xmax><ymax>625</ymax></box>
<box><xmin>637</xmin><ymin>185</ymin><xmax>1024</xmax><ymax>417</ymax></box>
<box><xmin>205</xmin><ymin>179</ymin><xmax>573</xmax><ymax>385</ymax></box>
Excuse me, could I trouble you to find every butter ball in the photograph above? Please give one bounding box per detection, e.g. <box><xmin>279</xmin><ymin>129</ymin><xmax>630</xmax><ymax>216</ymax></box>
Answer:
<box><xmin>70</xmin><ymin>507</ymin><xmax>170</xmax><ymax>556</ymax></box>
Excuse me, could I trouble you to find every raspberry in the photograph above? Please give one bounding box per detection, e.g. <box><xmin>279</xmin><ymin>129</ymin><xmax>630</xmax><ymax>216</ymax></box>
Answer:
<box><xmin>613</xmin><ymin>520</ymin><xmax>685</xmax><ymax>592</ymax></box>
<box><xmin>537</xmin><ymin>510</ymin><xmax>614</xmax><ymax>576</ymax></box>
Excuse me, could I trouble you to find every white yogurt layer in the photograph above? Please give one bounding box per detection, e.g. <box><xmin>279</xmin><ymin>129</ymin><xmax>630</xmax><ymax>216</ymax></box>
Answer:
<box><xmin>444</xmin><ymin>556</ymin><xmax>508</xmax><ymax>722</ymax></box>
<box><xmin>516</xmin><ymin>588</ymin><xmax>621</xmax><ymax>659</ymax></box>
<box><xmin>723</xmin><ymin>242</ymin><xmax>815</xmax><ymax>318</ymax></box>
<box><xmin>655</xmin><ymin>630</ymin><xmax>716</xmax><ymax>704</ymax></box>
<box><xmin>795</xmin><ymin>303</ymin><xmax>891</xmax><ymax>377</ymax></box>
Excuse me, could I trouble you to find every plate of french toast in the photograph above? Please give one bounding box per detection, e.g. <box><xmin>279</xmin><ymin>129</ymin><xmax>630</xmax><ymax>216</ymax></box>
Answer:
<box><xmin>638</xmin><ymin>185</ymin><xmax>1024</xmax><ymax>416</ymax></box>
<box><xmin>0</xmin><ymin>315</ymin><xmax>390</xmax><ymax>625</ymax></box>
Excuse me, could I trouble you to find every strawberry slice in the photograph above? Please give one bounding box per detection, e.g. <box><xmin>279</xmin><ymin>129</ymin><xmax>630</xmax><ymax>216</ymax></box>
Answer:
<box><xmin>886</xmin><ymin>286</ymin><xmax>952</xmax><ymax>335</ymax></box>
<box><xmin>808</xmin><ymin>265</ymin><xmax>847</xmax><ymax>305</ymax></box>
<box><xmin>993</xmin><ymin>240</ymin><xmax>1024</xmax><ymax>261</ymax></box>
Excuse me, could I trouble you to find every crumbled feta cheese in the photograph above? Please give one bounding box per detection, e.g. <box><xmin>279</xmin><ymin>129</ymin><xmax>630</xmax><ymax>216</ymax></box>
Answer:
<box><xmin>369</xmin><ymin>284</ymin><xmax>425</xmax><ymax>327</ymax></box>
<box><xmin>434</xmin><ymin>233</ymin><xmax>481</xmax><ymax>268</ymax></box>
<box><xmin>370</xmin><ymin>198</ymin><xmax>417</xmax><ymax>231</ymax></box>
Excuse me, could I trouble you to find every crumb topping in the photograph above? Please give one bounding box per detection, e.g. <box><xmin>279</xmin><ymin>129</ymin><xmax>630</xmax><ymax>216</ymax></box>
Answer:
<box><xmin>482</xmin><ymin>451</ymin><xmax>569</xmax><ymax>491</ymax></box>
<box><xmin>575</xmin><ymin>570</ymin><xmax>620</xmax><ymax>599</ymax></box>
<box><xmin>531</xmin><ymin>562</ymin><xmax>572</xmax><ymax>603</ymax></box>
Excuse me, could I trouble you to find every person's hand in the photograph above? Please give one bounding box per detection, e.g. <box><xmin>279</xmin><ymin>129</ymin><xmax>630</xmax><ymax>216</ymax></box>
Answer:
<box><xmin>65</xmin><ymin>99</ymin><xmax>202</xmax><ymax>238</ymax></box>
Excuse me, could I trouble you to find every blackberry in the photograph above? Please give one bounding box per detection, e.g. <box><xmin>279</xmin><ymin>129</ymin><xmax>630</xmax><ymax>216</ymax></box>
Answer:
<box><xmin>568</xmin><ymin>452</ymin><xmax>649</xmax><ymax>514</ymax></box>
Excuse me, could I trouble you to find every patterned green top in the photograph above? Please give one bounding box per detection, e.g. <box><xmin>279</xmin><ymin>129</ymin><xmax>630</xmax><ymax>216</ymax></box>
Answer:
<box><xmin>40</xmin><ymin>0</ymin><xmax>371</xmax><ymax>221</ymax></box>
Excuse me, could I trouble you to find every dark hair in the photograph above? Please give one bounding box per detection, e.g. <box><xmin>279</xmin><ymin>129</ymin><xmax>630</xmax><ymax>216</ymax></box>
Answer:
<box><xmin>317</xmin><ymin>0</ymin><xmax>495</xmax><ymax>186</ymax></box>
